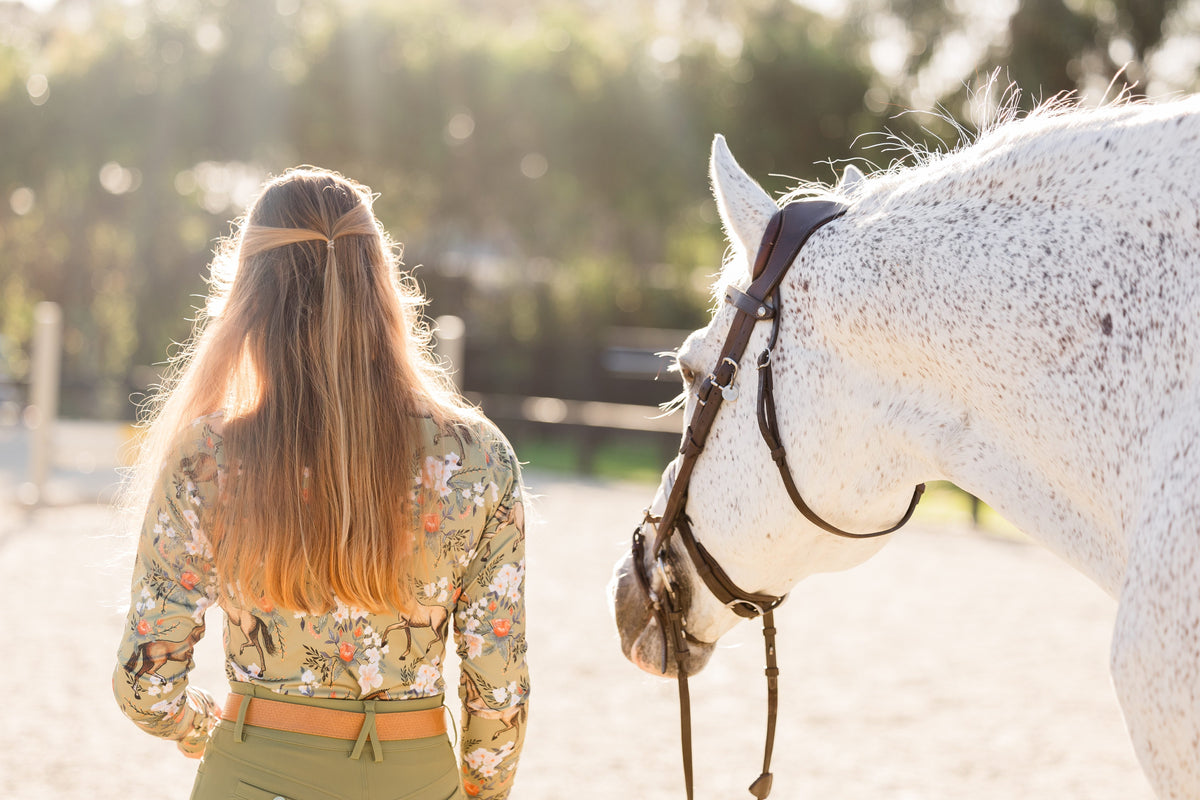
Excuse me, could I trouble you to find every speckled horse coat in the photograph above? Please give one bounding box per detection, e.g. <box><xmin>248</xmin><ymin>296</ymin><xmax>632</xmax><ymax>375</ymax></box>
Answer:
<box><xmin>609</xmin><ymin>96</ymin><xmax>1200</xmax><ymax>799</ymax></box>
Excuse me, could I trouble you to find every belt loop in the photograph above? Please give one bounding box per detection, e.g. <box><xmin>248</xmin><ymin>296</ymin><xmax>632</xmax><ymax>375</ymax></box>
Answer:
<box><xmin>350</xmin><ymin>701</ymin><xmax>382</xmax><ymax>762</ymax></box>
<box><xmin>234</xmin><ymin>695</ymin><xmax>250</xmax><ymax>743</ymax></box>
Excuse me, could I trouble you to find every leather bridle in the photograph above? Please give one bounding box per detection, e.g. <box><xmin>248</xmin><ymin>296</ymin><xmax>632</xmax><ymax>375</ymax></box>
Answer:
<box><xmin>630</xmin><ymin>199</ymin><xmax>926</xmax><ymax>799</ymax></box>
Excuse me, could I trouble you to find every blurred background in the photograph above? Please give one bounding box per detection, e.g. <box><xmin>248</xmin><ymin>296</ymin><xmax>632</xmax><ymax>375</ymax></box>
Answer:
<box><xmin>0</xmin><ymin>4</ymin><xmax>1185</xmax><ymax>796</ymax></box>
<box><xmin>0</xmin><ymin>0</ymin><xmax>1198</xmax><ymax>481</ymax></box>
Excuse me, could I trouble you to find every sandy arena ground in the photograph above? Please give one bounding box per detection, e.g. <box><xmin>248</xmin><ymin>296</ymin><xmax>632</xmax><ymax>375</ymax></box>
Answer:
<box><xmin>0</xmin><ymin>422</ymin><xmax>1153</xmax><ymax>799</ymax></box>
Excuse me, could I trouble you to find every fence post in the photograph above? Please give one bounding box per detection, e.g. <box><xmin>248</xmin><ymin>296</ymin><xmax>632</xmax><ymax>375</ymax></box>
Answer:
<box><xmin>24</xmin><ymin>301</ymin><xmax>62</xmax><ymax>506</ymax></box>
<box><xmin>434</xmin><ymin>315</ymin><xmax>465</xmax><ymax>390</ymax></box>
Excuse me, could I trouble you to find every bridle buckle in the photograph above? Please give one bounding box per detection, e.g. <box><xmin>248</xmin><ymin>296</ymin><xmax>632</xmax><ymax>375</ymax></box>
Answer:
<box><xmin>708</xmin><ymin>357</ymin><xmax>741</xmax><ymax>402</ymax></box>
<box><xmin>725</xmin><ymin>597</ymin><xmax>768</xmax><ymax>618</ymax></box>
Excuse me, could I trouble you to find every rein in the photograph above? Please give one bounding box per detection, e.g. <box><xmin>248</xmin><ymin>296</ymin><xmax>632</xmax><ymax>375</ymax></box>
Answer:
<box><xmin>631</xmin><ymin>199</ymin><xmax>926</xmax><ymax>799</ymax></box>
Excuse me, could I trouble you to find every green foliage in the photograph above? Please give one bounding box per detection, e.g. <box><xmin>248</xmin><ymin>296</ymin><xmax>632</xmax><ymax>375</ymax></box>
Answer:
<box><xmin>846</xmin><ymin>0</ymin><xmax>1191</xmax><ymax>121</ymax></box>
<box><xmin>514</xmin><ymin>434</ymin><xmax>673</xmax><ymax>485</ymax></box>
<box><xmin>0</xmin><ymin>0</ymin><xmax>1188</xmax><ymax>416</ymax></box>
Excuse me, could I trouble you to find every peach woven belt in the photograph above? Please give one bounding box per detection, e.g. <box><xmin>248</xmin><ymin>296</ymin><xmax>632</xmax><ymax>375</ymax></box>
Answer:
<box><xmin>221</xmin><ymin>694</ymin><xmax>447</xmax><ymax>741</ymax></box>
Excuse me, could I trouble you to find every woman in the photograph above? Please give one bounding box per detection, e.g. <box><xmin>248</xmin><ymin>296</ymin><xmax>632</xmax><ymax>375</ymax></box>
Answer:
<box><xmin>114</xmin><ymin>168</ymin><xmax>528</xmax><ymax>800</ymax></box>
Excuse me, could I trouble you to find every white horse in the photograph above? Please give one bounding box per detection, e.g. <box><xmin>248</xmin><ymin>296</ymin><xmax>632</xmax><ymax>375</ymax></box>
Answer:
<box><xmin>610</xmin><ymin>96</ymin><xmax>1200</xmax><ymax>799</ymax></box>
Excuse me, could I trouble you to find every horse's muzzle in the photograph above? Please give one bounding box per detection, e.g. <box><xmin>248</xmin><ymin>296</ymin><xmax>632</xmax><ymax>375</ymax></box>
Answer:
<box><xmin>608</xmin><ymin>547</ymin><xmax>715</xmax><ymax>678</ymax></box>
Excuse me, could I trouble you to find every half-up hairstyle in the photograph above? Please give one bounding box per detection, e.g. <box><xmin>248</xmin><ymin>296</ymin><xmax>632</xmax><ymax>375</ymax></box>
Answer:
<box><xmin>127</xmin><ymin>166</ymin><xmax>476</xmax><ymax>614</ymax></box>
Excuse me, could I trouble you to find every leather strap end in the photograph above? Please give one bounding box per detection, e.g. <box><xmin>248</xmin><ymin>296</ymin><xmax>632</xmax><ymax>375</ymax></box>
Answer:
<box><xmin>749</xmin><ymin>772</ymin><xmax>774</xmax><ymax>799</ymax></box>
<box><xmin>725</xmin><ymin>286</ymin><xmax>775</xmax><ymax>319</ymax></box>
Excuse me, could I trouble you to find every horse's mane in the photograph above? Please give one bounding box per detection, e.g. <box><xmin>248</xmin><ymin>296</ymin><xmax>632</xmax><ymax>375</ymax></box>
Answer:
<box><xmin>713</xmin><ymin>80</ymin><xmax>1155</xmax><ymax>297</ymax></box>
<box><xmin>837</xmin><ymin>77</ymin><xmax>1147</xmax><ymax>191</ymax></box>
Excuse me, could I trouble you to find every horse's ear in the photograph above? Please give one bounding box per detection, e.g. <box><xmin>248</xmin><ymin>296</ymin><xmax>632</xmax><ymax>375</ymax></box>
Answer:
<box><xmin>838</xmin><ymin>164</ymin><xmax>865</xmax><ymax>191</ymax></box>
<box><xmin>710</xmin><ymin>134</ymin><xmax>777</xmax><ymax>268</ymax></box>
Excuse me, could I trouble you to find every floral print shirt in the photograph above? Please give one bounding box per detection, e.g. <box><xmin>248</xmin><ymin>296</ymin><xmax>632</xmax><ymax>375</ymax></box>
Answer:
<box><xmin>113</xmin><ymin>413</ymin><xmax>529</xmax><ymax>800</ymax></box>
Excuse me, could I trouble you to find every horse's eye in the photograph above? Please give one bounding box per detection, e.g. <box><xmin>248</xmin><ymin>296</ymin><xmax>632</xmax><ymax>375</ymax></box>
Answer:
<box><xmin>679</xmin><ymin>364</ymin><xmax>697</xmax><ymax>385</ymax></box>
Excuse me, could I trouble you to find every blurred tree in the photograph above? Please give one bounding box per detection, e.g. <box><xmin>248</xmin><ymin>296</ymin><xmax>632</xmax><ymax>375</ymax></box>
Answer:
<box><xmin>846</xmin><ymin>0</ymin><xmax>1189</xmax><ymax>122</ymax></box>
<box><xmin>1004</xmin><ymin>0</ymin><xmax>1101</xmax><ymax>96</ymax></box>
<box><xmin>0</xmin><ymin>0</ymin><xmax>893</xmax><ymax>415</ymax></box>
<box><xmin>2</xmin><ymin>0</ymin><xmax>1187</xmax><ymax>418</ymax></box>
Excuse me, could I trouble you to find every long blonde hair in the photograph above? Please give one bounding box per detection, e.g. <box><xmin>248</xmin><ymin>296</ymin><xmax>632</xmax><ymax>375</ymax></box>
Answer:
<box><xmin>129</xmin><ymin>167</ymin><xmax>475</xmax><ymax>614</ymax></box>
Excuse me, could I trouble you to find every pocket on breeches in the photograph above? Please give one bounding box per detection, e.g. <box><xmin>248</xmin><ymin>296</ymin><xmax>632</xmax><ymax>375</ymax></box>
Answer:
<box><xmin>233</xmin><ymin>782</ymin><xmax>298</xmax><ymax>800</ymax></box>
<box><xmin>378</xmin><ymin>740</ymin><xmax>463</xmax><ymax>800</ymax></box>
<box><xmin>385</xmin><ymin>771</ymin><xmax>465</xmax><ymax>800</ymax></box>
<box><xmin>189</xmin><ymin>725</ymin><xmax>342</xmax><ymax>800</ymax></box>
<box><xmin>192</xmin><ymin>769</ymin><xmax>330</xmax><ymax>800</ymax></box>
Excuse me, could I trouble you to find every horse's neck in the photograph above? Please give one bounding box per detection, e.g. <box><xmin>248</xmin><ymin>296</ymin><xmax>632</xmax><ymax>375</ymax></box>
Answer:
<box><xmin>798</xmin><ymin>101</ymin><xmax>1200</xmax><ymax>595</ymax></box>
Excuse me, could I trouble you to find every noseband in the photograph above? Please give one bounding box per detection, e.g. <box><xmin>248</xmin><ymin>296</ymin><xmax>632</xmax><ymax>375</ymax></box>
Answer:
<box><xmin>631</xmin><ymin>199</ymin><xmax>926</xmax><ymax>799</ymax></box>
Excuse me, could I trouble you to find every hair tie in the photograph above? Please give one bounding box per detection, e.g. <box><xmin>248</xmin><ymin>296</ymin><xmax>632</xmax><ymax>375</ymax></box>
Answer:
<box><xmin>326</xmin><ymin>238</ymin><xmax>335</xmax><ymax>249</ymax></box>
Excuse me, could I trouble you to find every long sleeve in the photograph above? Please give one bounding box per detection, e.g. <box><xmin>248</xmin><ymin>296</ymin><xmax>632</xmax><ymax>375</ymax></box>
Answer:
<box><xmin>113</xmin><ymin>420</ymin><xmax>222</xmax><ymax>757</ymax></box>
<box><xmin>453</xmin><ymin>444</ymin><xmax>529</xmax><ymax>800</ymax></box>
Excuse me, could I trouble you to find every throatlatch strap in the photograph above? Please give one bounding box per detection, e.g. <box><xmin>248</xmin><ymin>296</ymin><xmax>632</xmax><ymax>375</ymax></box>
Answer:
<box><xmin>755</xmin><ymin>296</ymin><xmax>926</xmax><ymax>540</ymax></box>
